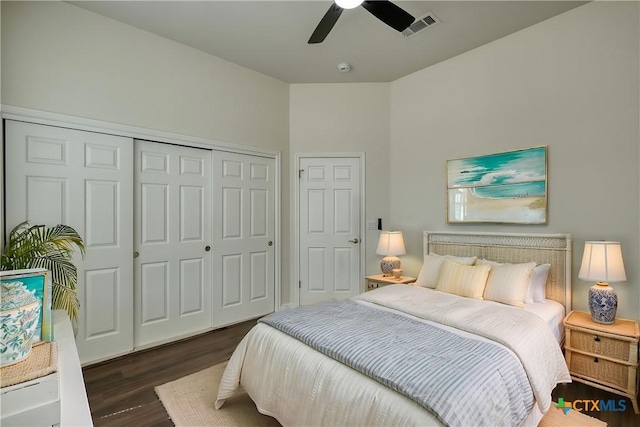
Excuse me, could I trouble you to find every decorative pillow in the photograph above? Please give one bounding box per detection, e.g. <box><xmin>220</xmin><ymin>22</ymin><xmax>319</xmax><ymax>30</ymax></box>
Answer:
<box><xmin>435</xmin><ymin>260</ymin><xmax>491</xmax><ymax>299</ymax></box>
<box><xmin>530</xmin><ymin>264</ymin><xmax>551</xmax><ymax>303</ymax></box>
<box><xmin>477</xmin><ymin>259</ymin><xmax>551</xmax><ymax>304</ymax></box>
<box><xmin>415</xmin><ymin>254</ymin><xmax>477</xmax><ymax>288</ymax></box>
<box><xmin>483</xmin><ymin>262</ymin><xmax>536</xmax><ymax>308</ymax></box>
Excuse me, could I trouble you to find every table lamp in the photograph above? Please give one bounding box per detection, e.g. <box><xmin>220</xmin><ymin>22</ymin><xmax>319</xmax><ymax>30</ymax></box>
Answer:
<box><xmin>578</xmin><ymin>241</ymin><xmax>627</xmax><ymax>324</ymax></box>
<box><xmin>376</xmin><ymin>231</ymin><xmax>406</xmax><ymax>277</ymax></box>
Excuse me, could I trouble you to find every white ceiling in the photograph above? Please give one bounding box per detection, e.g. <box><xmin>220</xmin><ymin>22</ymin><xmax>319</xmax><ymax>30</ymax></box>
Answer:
<box><xmin>69</xmin><ymin>1</ymin><xmax>588</xmax><ymax>83</ymax></box>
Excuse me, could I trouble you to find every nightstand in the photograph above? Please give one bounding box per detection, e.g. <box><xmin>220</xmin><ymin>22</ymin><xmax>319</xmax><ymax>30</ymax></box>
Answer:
<box><xmin>365</xmin><ymin>274</ymin><xmax>416</xmax><ymax>291</ymax></box>
<box><xmin>563</xmin><ymin>310</ymin><xmax>639</xmax><ymax>414</ymax></box>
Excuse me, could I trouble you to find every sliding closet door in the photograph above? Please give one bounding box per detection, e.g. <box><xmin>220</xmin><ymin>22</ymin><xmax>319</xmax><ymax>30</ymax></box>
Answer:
<box><xmin>4</xmin><ymin>120</ymin><xmax>134</xmax><ymax>364</ymax></box>
<box><xmin>134</xmin><ymin>140</ymin><xmax>212</xmax><ymax>347</ymax></box>
<box><xmin>213</xmin><ymin>151</ymin><xmax>275</xmax><ymax>327</ymax></box>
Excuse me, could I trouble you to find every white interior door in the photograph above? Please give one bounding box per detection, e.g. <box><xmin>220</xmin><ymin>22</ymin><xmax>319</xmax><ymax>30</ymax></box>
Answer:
<box><xmin>134</xmin><ymin>140</ymin><xmax>212</xmax><ymax>347</ymax></box>
<box><xmin>213</xmin><ymin>151</ymin><xmax>275</xmax><ymax>327</ymax></box>
<box><xmin>4</xmin><ymin>120</ymin><xmax>134</xmax><ymax>364</ymax></box>
<box><xmin>299</xmin><ymin>156</ymin><xmax>362</xmax><ymax>305</ymax></box>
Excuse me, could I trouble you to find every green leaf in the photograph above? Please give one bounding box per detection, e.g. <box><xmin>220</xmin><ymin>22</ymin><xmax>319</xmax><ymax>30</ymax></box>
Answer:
<box><xmin>1</xmin><ymin>221</ymin><xmax>85</xmax><ymax>324</ymax></box>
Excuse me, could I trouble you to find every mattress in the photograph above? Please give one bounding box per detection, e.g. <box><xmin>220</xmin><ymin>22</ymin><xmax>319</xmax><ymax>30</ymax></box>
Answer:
<box><xmin>524</xmin><ymin>299</ymin><xmax>566</xmax><ymax>344</ymax></box>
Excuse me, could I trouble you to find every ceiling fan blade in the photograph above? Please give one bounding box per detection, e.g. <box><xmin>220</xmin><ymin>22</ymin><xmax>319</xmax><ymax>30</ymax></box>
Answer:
<box><xmin>308</xmin><ymin>4</ymin><xmax>344</xmax><ymax>44</ymax></box>
<box><xmin>362</xmin><ymin>0</ymin><xmax>414</xmax><ymax>32</ymax></box>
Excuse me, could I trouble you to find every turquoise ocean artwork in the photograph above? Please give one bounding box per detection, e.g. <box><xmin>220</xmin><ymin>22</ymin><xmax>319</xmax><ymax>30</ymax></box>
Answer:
<box><xmin>447</xmin><ymin>146</ymin><xmax>547</xmax><ymax>223</ymax></box>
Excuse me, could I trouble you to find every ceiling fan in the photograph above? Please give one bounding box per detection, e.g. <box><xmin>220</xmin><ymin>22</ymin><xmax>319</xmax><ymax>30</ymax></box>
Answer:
<box><xmin>308</xmin><ymin>0</ymin><xmax>415</xmax><ymax>44</ymax></box>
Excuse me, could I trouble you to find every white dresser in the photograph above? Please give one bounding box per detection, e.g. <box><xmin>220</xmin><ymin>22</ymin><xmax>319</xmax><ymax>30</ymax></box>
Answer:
<box><xmin>1</xmin><ymin>310</ymin><xmax>93</xmax><ymax>426</ymax></box>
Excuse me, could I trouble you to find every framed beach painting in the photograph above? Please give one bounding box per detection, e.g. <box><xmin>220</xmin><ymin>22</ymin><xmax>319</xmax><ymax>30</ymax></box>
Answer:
<box><xmin>446</xmin><ymin>146</ymin><xmax>547</xmax><ymax>224</ymax></box>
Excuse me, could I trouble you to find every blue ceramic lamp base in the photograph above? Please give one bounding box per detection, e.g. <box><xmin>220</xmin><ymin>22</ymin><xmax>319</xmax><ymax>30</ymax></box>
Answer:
<box><xmin>380</xmin><ymin>256</ymin><xmax>401</xmax><ymax>277</ymax></box>
<box><xmin>588</xmin><ymin>282</ymin><xmax>617</xmax><ymax>324</ymax></box>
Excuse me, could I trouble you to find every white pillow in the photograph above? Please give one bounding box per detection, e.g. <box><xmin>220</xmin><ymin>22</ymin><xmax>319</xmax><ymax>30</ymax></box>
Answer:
<box><xmin>415</xmin><ymin>253</ymin><xmax>477</xmax><ymax>288</ymax></box>
<box><xmin>530</xmin><ymin>264</ymin><xmax>551</xmax><ymax>303</ymax></box>
<box><xmin>477</xmin><ymin>259</ymin><xmax>551</xmax><ymax>304</ymax></box>
<box><xmin>482</xmin><ymin>262</ymin><xmax>536</xmax><ymax>308</ymax></box>
<box><xmin>435</xmin><ymin>260</ymin><xmax>491</xmax><ymax>299</ymax></box>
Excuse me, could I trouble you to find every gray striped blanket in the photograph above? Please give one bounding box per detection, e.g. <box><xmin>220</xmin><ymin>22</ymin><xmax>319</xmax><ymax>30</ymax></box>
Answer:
<box><xmin>259</xmin><ymin>299</ymin><xmax>534</xmax><ymax>426</ymax></box>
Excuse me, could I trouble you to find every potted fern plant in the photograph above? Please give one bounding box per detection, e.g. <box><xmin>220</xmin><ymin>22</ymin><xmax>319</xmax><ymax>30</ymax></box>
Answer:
<box><xmin>1</xmin><ymin>221</ymin><xmax>85</xmax><ymax>325</ymax></box>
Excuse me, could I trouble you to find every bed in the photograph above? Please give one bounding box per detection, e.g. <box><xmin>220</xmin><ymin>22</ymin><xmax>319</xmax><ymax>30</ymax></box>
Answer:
<box><xmin>216</xmin><ymin>231</ymin><xmax>573</xmax><ymax>426</ymax></box>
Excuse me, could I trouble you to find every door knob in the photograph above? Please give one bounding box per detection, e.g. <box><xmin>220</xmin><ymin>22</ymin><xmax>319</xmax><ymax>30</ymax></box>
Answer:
<box><xmin>133</xmin><ymin>251</ymin><xmax>140</xmax><ymax>258</ymax></box>
<box><xmin>205</xmin><ymin>246</ymin><xmax>211</xmax><ymax>252</ymax></box>
<box><xmin>268</xmin><ymin>241</ymin><xmax>273</xmax><ymax>246</ymax></box>
<box><xmin>348</xmin><ymin>238</ymin><xmax>359</xmax><ymax>244</ymax></box>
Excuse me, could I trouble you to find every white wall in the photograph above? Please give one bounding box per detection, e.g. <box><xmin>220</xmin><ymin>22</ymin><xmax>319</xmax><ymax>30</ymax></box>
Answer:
<box><xmin>390</xmin><ymin>1</ymin><xmax>640</xmax><ymax>320</ymax></box>
<box><xmin>1</xmin><ymin>1</ymin><xmax>291</xmax><ymax>302</ymax></box>
<box><xmin>1</xmin><ymin>1</ymin><xmax>289</xmax><ymax>150</ymax></box>
<box><xmin>289</xmin><ymin>83</ymin><xmax>392</xmax><ymax>300</ymax></box>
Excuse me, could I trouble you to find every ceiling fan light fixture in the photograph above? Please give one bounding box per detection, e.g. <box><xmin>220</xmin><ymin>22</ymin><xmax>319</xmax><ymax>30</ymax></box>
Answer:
<box><xmin>309</xmin><ymin>0</ymin><xmax>414</xmax><ymax>44</ymax></box>
<box><xmin>335</xmin><ymin>0</ymin><xmax>364</xmax><ymax>10</ymax></box>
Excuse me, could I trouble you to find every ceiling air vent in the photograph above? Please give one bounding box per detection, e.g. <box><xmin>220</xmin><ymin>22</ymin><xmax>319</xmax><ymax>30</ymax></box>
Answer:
<box><xmin>402</xmin><ymin>12</ymin><xmax>439</xmax><ymax>38</ymax></box>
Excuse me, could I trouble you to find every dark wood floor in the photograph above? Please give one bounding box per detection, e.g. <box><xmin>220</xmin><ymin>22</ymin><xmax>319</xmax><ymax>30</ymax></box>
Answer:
<box><xmin>82</xmin><ymin>319</ymin><xmax>258</xmax><ymax>426</ymax></box>
<box><xmin>83</xmin><ymin>320</ymin><xmax>640</xmax><ymax>426</ymax></box>
<box><xmin>551</xmin><ymin>381</ymin><xmax>639</xmax><ymax>427</ymax></box>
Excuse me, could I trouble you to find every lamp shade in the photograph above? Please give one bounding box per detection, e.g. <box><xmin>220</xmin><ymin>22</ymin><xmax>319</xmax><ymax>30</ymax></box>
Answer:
<box><xmin>376</xmin><ymin>231</ymin><xmax>406</xmax><ymax>256</ymax></box>
<box><xmin>336</xmin><ymin>0</ymin><xmax>364</xmax><ymax>9</ymax></box>
<box><xmin>579</xmin><ymin>241</ymin><xmax>626</xmax><ymax>283</ymax></box>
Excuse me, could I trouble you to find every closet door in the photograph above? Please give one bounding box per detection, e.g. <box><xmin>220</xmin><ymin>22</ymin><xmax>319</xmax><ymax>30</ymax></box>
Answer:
<box><xmin>213</xmin><ymin>151</ymin><xmax>275</xmax><ymax>327</ymax></box>
<box><xmin>4</xmin><ymin>120</ymin><xmax>134</xmax><ymax>364</ymax></box>
<box><xmin>134</xmin><ymin>140</ymin><xmax>212</xmax><ymax>347</ymax></box>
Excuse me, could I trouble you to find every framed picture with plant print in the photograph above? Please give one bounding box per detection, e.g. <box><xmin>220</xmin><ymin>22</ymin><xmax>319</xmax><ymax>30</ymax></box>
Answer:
<box><xmin>446</xmin><ymin>146</ymin><xmax>547</xmax><ymax>224</ymax></box>
<box><xmin>0</xmin><ymin>268</ymin><xmax>53</xmax><ymax>344</ymax></box>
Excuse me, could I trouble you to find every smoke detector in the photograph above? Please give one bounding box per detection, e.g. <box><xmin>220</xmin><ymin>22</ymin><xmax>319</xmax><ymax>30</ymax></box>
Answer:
<box><xmin>337</xmin><ymin>62</ymin><xmax>351</xmax><ymax>73</ymax></box>
<box><xmin>402</xmin><ymin>12</ymin><xmax>440</xmax><ymax>38</ymax></box>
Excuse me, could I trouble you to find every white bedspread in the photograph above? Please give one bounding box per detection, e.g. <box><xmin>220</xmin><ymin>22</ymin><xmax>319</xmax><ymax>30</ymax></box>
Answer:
<box><xmin>218</xmin><ymin>323</ymin><xmax>443</xmax><ymax>426</ymax></box>
<box><xmin>216</xmin><ymin>285</ymin><xmax>570</xmax><ymax>426</ymax></box>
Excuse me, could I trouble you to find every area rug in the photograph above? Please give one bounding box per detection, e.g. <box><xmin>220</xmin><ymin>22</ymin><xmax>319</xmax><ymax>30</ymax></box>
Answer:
<box><xmin>155</xmin><ymin>362</ymin><xmax>280</xmax><ymax>427</ymax></box>
<box><xmin>156</xmin><ymin>362</ymin><xmax>606</xmax><ymax>426</ymax></box>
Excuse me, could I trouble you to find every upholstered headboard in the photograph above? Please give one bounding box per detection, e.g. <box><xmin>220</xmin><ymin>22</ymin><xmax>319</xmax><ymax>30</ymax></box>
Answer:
<box><xmin>424</xmin><ymin>231</ymin><xmax>572</xmax><ymax>314</ymax></box>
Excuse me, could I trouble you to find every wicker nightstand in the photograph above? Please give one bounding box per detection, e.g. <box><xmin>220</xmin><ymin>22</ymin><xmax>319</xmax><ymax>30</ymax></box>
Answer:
<box><xmin>365</xmin><ymin>274</ymin><xmax>415</xmax><ymax>291</ymax></box>
<box><xmin>563</xmin><ymin>310</ymin><xmax>639</xmax><ymax>414</ymax></box>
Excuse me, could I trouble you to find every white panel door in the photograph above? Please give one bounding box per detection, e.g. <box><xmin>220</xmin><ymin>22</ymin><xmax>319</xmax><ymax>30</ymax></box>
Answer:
<box><xmin>213</xmin><ymin>151</ymin><xmax>275</xmax><ymax>327</ymax></box>
<box><xmin>134</xmin><ymin>140</ymin><xmax>212</xmax><ymax>347</ymax></box>
<box><xmin>4</xmin><ymin>120</ymin><xmax>134</xmax><ymax>364</ymax></box>
<box><xmin>299</xmin><ymin>157</ymin><xmax>362</xmax><ymax>305</ymax></box>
